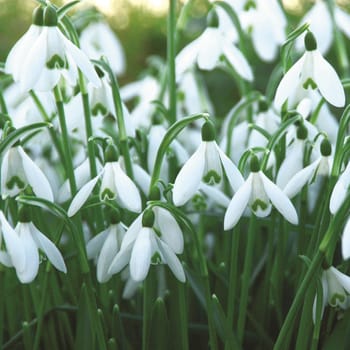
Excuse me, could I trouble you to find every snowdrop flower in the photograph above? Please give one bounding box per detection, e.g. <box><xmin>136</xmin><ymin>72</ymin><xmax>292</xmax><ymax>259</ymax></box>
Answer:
<box><xmin>80</xmin><ymin>20</ymin><xmax>126</xmax><ymax>76</ymax></box>
<box><xmin>172</xmin><ymin>121</ymin><xmax>244</xmax><ymax>206</ymax></box>
<box><xmin>275</xmin><ymin>31</ymin><xmax>345</xmax><ymax>109</ymax></box>
<box><xmin>86</xmin><ymin>211</ymin><xmax>126</xmax><ymax>283</ymax></box>
<box><xmin>284</xmin><ymin>138</ymin><xmax>333</xmax><ymax>198</ymax></box>
<box><xmin>7</xmin><ymin>5</ymin><xmax>100</xmax><ymax>92</ymax></box>
<box><xmin>0</xmin><ymin>209</ymin><xmax>66</xmax><ymax>283</ymax></box>
<box><xmin>313</xmin><ymin>267</ymin><xmax>350</xmax><ymax>322</ymax></box>
<box><xmin>1</xmin><ymin>145</ymin><xmax>54</xmax><ymax>201</ymax></box>
<box><xmin>224</xmin><ymin>155</ymin><xmax>299</xmax><ymax>230</ymax></box>
<box><xmin>108</xmin><ymin>207</ymin><xmax>185</xmax><ymax>283</ymax></box>
<box><xmin>0</xmin><ymin>211</ymin><xmax>25</xmax><ymax>273</ymax></box>
<box><xmin>68</xmin><ymin>143</ymin><xmax>141</xmax><ymax>216</ymax></box>
<box><xmin>239</xmin><ymin>0</ymin><xmax>286</xmax><ymax>61</ymax></box>
<box><xmin>296</xmin><ymin>0</ymin><xmax>350</xmax><ymax>55</ymax></box>
<box><xmin>175</xmin><ymin>21</ymin><xmax>253</xmax><ymax>81</ymax></box>
<box><xmin>5</xmin><ymin>6</ymin><xmax>44</xmax><ymax>82</ymax></box>
<box><xmin>330</xmin><ymin>161</ymin><xmax>350</xmax><ymax>214</ymax></box>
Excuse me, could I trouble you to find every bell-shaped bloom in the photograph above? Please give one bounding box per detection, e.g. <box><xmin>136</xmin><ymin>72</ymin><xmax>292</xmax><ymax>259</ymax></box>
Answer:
<box><xmin>86</xmin><ymin>223</ymin><xmax>126</xmax><ymax>283</ymax></box>
<box><xmin>275</xmin><ymin>32</ymin><xmax>345</xmax><ymax>109</ymax></box>
<box><xmin>313</xmin><ymin>267</ymin><xmax>350</xmax><ymax>322</ymax></box>
<box><xmin>330</xmin><ymin>162</ymin><xmax>350</xmax><ymax>214</ymax></box>
<box><xmin>68</xmin><ymin>159</ymin><xmax>142</xmax><ymax>216</ymax></box>
<box><xmin>172</xmin><ymin>123</ymin><xmax>244</xmax><ymax>206</ymax></box>
<box><xmin>283</xmin><ymin>144</ymin><xmax>333</xmax><ymax>199</ymax></box>
<box><xmin>296</xmin><ymin>1</ymin><xmax>350</xmax><ymax>55</ymax></box>
<box><xmin>80</xmin><ymin>20</ymin><xmax>126</xmax><ymax>76</ymax></box>
<box><xmin>341</xmin><ymin>217</ymin><xmax>350</xmax><ymax>260</ymax></box>
<box><xmin>224</xmin><ymin>161</ymin><xmax>298</xmax><ymax>230</ymax></box>
<box><xmin>239</xmin><ymin>0</ymin><xmax>286</xmax><ymax>61</ymax></box>
<box><xmin>176</xmin><ymin>27</ymin><xmax>253</xmax><ymax>81</ymax></box>
<box><xmin>1</xmin><ymin>146</ymin><xmax>54</xmax><ymax>201</ymax></box>
<box><xmin>0</xmin><ymin>213</ymin><xmax>66</xmax><ymax>283</ymax></box>
<box><xmin>7</xmin><ymin>6</ymin><xmax>100</xmax><ymax>92</ymax></box>
<box><xmin>108</xmin><ymin>207</ymin><xmax>185</xmax><ymax>283</ymax></box>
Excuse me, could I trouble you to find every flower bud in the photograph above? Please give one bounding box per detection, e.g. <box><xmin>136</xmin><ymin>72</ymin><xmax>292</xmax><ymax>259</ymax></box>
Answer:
<box><xmin>104</xmin><ymin>143</ymin><xmax>120</xmax><ymax>162</ymax></box>
<box><xmin>142</xmin><ymin>209</ymin><xmax>155</xmax><ymax>228</ymax></box>
<box><xmin>297</xmin><ymin>123</ymin><xmax>308</xmax><ymax>140</ymax></box>
<box><xmin>201</xmin><ymin>121</ymin><xmax>216</xmax><ymax>141</ymax></box>
<box><xmin>320</xmin><ymin>138</ymin><xmax>332</xmax><ymax>157</ymax></box>
<box><xmin>149</xmin><ymin>186</ymin><xmax>161</xmax><ymax>201</ymax></box>
<box><xmin>44</xmin><ymin>5</ymin><xmax>58</xmax><ymax>27</ymax></box>
<box><xmin>304</xmin><ymin>31</ymin><xmax>317</xmax><ymax>51</ymax></box>
<box><xmin>250</xmin><ymin>154</ymin><xmax>260</xmax><ymax>172</ymax></box>
<box><xmin>32</xmin><ymin>6</ymin><xmax>44</xmax><ymax>26</ymax></box>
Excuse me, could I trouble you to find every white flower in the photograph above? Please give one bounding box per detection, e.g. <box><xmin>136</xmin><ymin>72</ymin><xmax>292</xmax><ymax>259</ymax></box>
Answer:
<box><xmin>0</xmin><ymin>212</ymin><xmax>66</xmax><ymax>283</ymax></box>
<box><xmin>86</xmin><ymin>223</ymin><xmax>126</xmax><ymax>283</ymax></box>
<box><xmin>275</xmin><ymin>31</ymin><xmax>345</xmax><ymax>109</ymax></box>
<box><xmin>172</xmin><ymin>122</ymin><xmax>244</xmax><ymax>206</ymax></box>
<box><xmin>68</xmin><ymin>145</ymin><xmax>141</xmax><ymax>216</ymax></box>
<box><xmin>283</xmin><ymin>140</ymin><xmax>333</xmax><ymax>198</ymax></box>
<box><xmin>330</xmin><ymin>162</ymin><xmax>350</xmax><ymax>214</ymax></box>
<box><xmin>108</xmin><ymin>207</ymin><xmax>185</xmax><ymax>283</ymax></box>
<box><xmin>224</xmin><ymin>157</ymin><xmax>299</xmax><ymax>230</ymax></box>
<box><xmin>341</xmin><ymin>217</ymin><xmax>350</xmax><ymax>260</ymax></box>
<box><xmin>296</xmin><ymin>1</ymin><xmax>350</xmax><ymax>55</ymax></box>
<box><xmin>1</xmin><ymin>146</ymin><xmax>54</xmax><ymax>201</ymax></box>
<box><xmin>313</xmin><ymin>267</ymin><xmax>350</xmax><ymax>322</ymax></box>
<box><xmin>8</xmin><ymin>6</ymin><xmax>100</xmax><ymax>92</ymax></box>
<box><xmin>176</xmin><ymin>26</ymin><xmax>253</xmax><ymax>81</ymax></box>
<box><xmin>80</xmin><ymin>20</ymin><xmax>126</xmax><ymax>76</ymax></box>
<box><xmin>239</xmin><ymin>0</ymin><xmax>286</xmax><ymax>61</ymax></box>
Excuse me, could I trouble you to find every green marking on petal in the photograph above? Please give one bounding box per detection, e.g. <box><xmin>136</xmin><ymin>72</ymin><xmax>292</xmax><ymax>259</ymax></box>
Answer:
<box><xmin>46</xmin><ymin>55</ymin><xmax>66</xmax><ymax>70</ymax></box>
<box><xmin>151</xmin><ymin>252</ymin><xmax>162</xmax><ymax>265</ymax></box>
<box><xmin>6</xmin><ymin>176</ymin><xmax>25</xmax><ymax>190</ymax></box>
<box><xmin>203</xmin><ymin>170</ymin><xmax>221</xmax><ymax>184</ymax></box>
<box><xmin>330</xmin><ymin>293</ymin><xmax>346</xmax><ymax>307</ymax></box>
<box><xmin>252</xmin><ymin>199</ymin><xmax>268</xmax><ymax>212</ymax></box>
<box><xmin>244</xmin><ymin>0</ymin><xmax>256</xmax><ymax>10</ymax></box>
<box><xmin>192</xmin><ymin>194</ymin><xmax>207</xmax><ymax>211</ymax></box>
<box><xmin>302</xmin><ymin>78</ymin><xmax>317</xmax><ymax>90</ymax></box>
<box><xmin>101</xmin><ymin>188</ymin><xmax>115</xmax><ymax>200</ymax></box>
<box><xmin>92</xmin><ymin>103</ymin><xmax>108</xmax><ymax>116</ymax></box>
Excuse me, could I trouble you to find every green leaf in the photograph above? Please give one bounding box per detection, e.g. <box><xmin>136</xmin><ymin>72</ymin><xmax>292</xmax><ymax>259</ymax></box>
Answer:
<box><xmin>74</xmin><ymin>284</ymin><xmax>95</xmax><ymax>350</ymax></box>
<box><xmin>111</xmin><ymin>305</ymin><xmax>127</xmax><ymax>350</ymax></box>
<box><xmin>281</xmin><ymin>23</ymin><xmax>309</xmax><ymax>73</ymax></box>
<box><xmin>0</xmin><ymin>122</ymin><xmax>51</xmax><ymax>156</ymax></box>
<box><xmin>147</xmin><ymin>298</ymin><xmax>169</xmax><ymax>350</ymax></box>
<box><xmin>149</xmin><ymin>112</ymin><xmax>209</xmax><ymax>190</ymax></box>
<box><xmin>57</xmin><ymin>1</ymin><xmax>81</xmax><ymax>18</ymax></box>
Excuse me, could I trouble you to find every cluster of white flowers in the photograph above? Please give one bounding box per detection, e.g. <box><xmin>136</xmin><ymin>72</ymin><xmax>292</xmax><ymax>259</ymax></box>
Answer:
<box><xmin>1</xmin><ymin>1</ymin><xmax>350</xmax><ymax>324</ymax></box>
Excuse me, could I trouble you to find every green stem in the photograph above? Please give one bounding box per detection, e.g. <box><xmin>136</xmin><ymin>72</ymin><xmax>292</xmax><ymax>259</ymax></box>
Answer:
<box><xmin>273</xmin><ymin>250</ymin><xmax>323</xmax><ymax>350</ymax></box>
<box><xmin>167</xmin><ymin>0</ymin><xmax>177</xmax><ymax>125</ymax></box>
<box><xmin>0</xmin><ymin>87</ymin><xmax>8</xmax><ymax>114</ymax></box>
<box><xmin>237</xmin><ymin>216</ymin><xmax>257</xmax><ymax>344</ymax></box>
<box><xmin>53</xmin><ymin>85</ymin><xmax>77</xmax><ymax>194</ymax></box>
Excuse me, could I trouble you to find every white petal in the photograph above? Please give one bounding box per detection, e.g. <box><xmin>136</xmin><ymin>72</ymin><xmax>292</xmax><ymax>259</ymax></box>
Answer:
<box><xmin>16</xmin><ymin>223</ymin><xmax>39</xmax><ymax>283</ymax></box>
<box><xmin>283</xmin><ymin>159</ymin><xmax>320</xmax><ymax>198</ymax></box>
<box><xmin>173</xmin><ymin>142</ymin><xmax>206</xmax><ymax>206</ymax></box>
<box><xmin>68</xmin><ymin>175</ymin><xmax>100</xmax><ymax>217</ymax></box>
<box><xmin>222</xmin><ymin>42</ymin><xmax>253</xmax><ymax>81</ymax></box>
<box><xmin>132</xmin><ymin>164</ymin><xmax>151</xmax><ymax>196</ymax></box>
<box><xmin>19</xmin><ymin>147</ymin><xmax>54</xmax><ymax>201</ymax></box>
<box><xmin>342</xmin><ymin>218</ymin><xmax>350</xmax><ymax>260</ymax></box>
<box><xmin>122</xmin><ymin>277</ymin><xmax>140</xmax><ymax>299</ymax></box>
<box><xmin>158</xmin><ymin>239</ymin><xmax>186</xmax><ymax>283</ymax></box>
<box><xmin>331</xmin><ymin>267</ymin><xmax>350</xmax><ymax>294</ymax></box>
<box><xmin>199</xmin><ymin>183</ymin><xmax>231</xmax><ymax>208</ymax></box>
<box><xmin>313</xmin><ymin>51</ymin><xmax>345</xmax><ymax>107</ymax></box>
<box><xmin>112</xmin><ymin>163</ymin><xmax>142</xmax><ymax>212</ymax></box>
<box><xmin>260</xmin><ymin>172</ymin><xmax>299</xmax><ymax>225</ymax></box>
<box><xmin>0</xmin><ymin>251</ymin><xmax>13</xmax><ymax>267</ymax></box>
<box><xmin>100</xmin><ymin>163</ymin><xmax>116</xmax><ymax>199</ymax></box>
<box><xmin>217</xmin><ymin>146</ymin><xmax>244</xmax><ymax>192</ymax></box>
<box><xmin>335</xmin><ymin>8</ymin><xmax>350</xmax><ymax>39</ymax></box>
<box><xmin>175</xmin><ymin>39</ymin><xmax>201</xmax><ymax>77</ymax></box>
<box><xmin>0</xmin><ymin>211</ymin><xmax>25</xmax><ymax>271</ymax></box>
<box><xmin>130</xmin><ymin>227</ymin><xmax>153</xmax><ymax>282</ymax></box>
<box><xmin>329</xmin><ymin>163</ymin><xmax>350</xmax><ymax>214</ymax></box>
<box><xmin>154</xmin><ymin>207</ymin><xmax>184</xmax><ymax>254</ymax></box>
<box><xmin>97</xmin><ymin>225</ymin><xmax>119</xmax><ymax>282</ymax></box>
<box><xmin>108</xmin><ymin>244</ymin><xmax>132</xmax><ymax>275</ymax></box>
<box><xmin>62</xmin><ymin>33</ymin><xmax>101</xmax><ymax>88</ymax></box>
<box><xmin>30</xmin><ymin>223</ymin><xmax>67</xmax><ymax>273</ymax></box>
<box><xmin>197</xmin><ymin>29</ymin><xmax>222</xmax><ymax>71</ymax></box>
<box><xmin>86</xmin><ymin>229</ymin><xmax>109</xmax><ymax>260</ymax></box>
<box><xmin>274</xmin><ymin>55</ymin><xmax>305</xmax><ymax>109</ymax></box>
<box><xmin>120</xmin><ymin>214</ymin><xmax>143</xmax><ymax>250</ymax></box>
<box><xmin>224</xmin><ymin>175</ymin><xmax>253</xmax><ymax>230</ymax></box>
